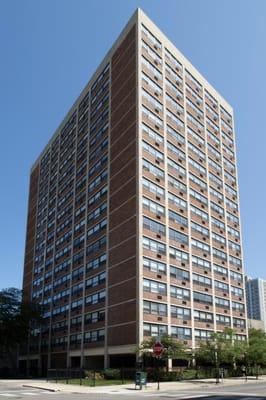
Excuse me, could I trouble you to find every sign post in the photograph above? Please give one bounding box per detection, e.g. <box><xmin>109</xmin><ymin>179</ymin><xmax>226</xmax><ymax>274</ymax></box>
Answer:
<box><xmin>153</xmin><ymin>341</ymin><xmax>164</xmax><ymax>390</ymax></box>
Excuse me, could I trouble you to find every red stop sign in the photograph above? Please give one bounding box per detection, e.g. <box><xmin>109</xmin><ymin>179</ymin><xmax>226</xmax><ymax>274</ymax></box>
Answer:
<box><xmin>153</xmin><ymin>341</ymin><xmax>164</xmax><ymax>357</ymax></box>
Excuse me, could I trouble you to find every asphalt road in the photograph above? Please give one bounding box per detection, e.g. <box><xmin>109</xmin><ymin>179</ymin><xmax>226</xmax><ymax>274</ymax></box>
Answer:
<box><xmin>0</xmin><ymin>381</ymin><xmax>266</xmax><ymax>400</ymax></box>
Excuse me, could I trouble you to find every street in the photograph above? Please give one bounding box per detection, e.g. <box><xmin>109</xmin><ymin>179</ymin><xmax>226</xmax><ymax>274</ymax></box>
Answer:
<box><xmin>0</xmin><ymin>380</ymin><xmax>266</xmax><ymax>400</ymax></box>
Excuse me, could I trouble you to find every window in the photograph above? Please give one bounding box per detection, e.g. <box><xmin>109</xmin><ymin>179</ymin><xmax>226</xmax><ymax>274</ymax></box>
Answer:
<box><xmin>165</xmin><ymin>48</ymin><xmax>182</xmax><ymax>70</ymax></box>
<box><xmin>208</xmin><ymin>158</ymin><xmax>222</xmax><ymax>173</ymax></box>
<box><xmin>166</xmin><ymin>78</ymin><xmax>183</xmax><ymax>97</ymax></box>
<box><xmin>141</xmin><ymin>56</ymin><xmax>162</xmax><ymax>79</ymax></box>
<box><xmin>191</xmin><ymin>221</ymin><xmax>209</xmax><ymax>236</ymax></box>
<box><xmin>189</xmin><ymin>173</ymin><xmax>207</xmax><ymax>190</ymax></box>
<box><xmin>142</xmin><ymin>72</ymin><xmax>163</xmax><ymax>95</ymax></box>
<box><xmin>86</xmin><ymin>254</ymin><xmax>106</xmax><ymax>271</ymax></box>
<box><xmin>187</xmin><ymin>113</ymin><xmax>204</xmax><ymax>131</ymax></box>
<box><xmin>170</xmin><ymin>266</ymin><xmax>189</xmax><ymax>281</ymax></box>
<box><xmin>229</xmin><ymin>255</ymin><xmax>242</xmax><ymax>268</ymax></box>
<box><xmin>187</xmin><ymin>126</ymin><xmax>205</xmax><ymax>146</ymax></box>
<box><xmin>194</xmin><ymin>310</ymin><xmax>213</xmax><ymax>323</ymax></box>
<box><xmin>142</xmin><ymin>123</ymin><xmax>163</xmax><ymax>144</ymax></box>
<box><xmin>168</xmin><ymin>175</ymin><xmax>187</xmax><ymax>193</ymax></box>
<box><xmin>142</xmin><ymin>24</ymin><xmax>162</xmax><ymax>48</ymax></box>
<box><xmin>186</xmin><ymin>98</ymin><xmax>203</xmax><ymax>116</ymax></box>
<box><xmin>193</xmin><ymin>273</ymin><xmax>211</xmax><ymax>287</ymax></box>
<box><xmin>211</xmin><ymin>201</ymin><xmax>224</xmax><ymax>216</ymax></box>
<box><xmin>171</xmin><ymin>326</ymin><xmax>191</xmax><ymax>340</ymax></box>
<box><xmin>216</xmin><ymin>314</ymin><xmax>231</xmax><ymax>325</ymax></box>
<box><xmin>167</xmin><ymin>125</ymin><xmax>185</xmax><ymax>144</ymax></box>
<box><xmin>143</xmin><ymin>301</ymin><xmax>167</xmax><ymax>316</ymax></box>
<box><xmin>212</xmin><ymin>232</ymin><xmax>226</xmax><ymax>245</ymax></box>
<box><xmin>213</xmin><ymin>264</ymin><xmax>228</xmax><ymax>277</ymax></box>
<box><xmin>193</xmin><ymin>292</ymin><xmax>212</xmax><ymax>304</ymax></box>
<box><xmin>169</xmin><ymin>247</ymin><xmax>189</xmax><ymax>263</ymax></box>
<box><xmin>192</xmin><ymin>255</ymin><xmax>210</xmax><ymax>270</ymax></box>
<box><xmin>191</xmin><ymin>239</ymin><xmax>210</xmax><ymax>253</ymax></box>
<box><xmin>190</xmin><ymin>205</ymin><xmax>208</xmax><ymax>221</ymax></box>
<box><xmin>143</xmin><ymin>178</ymin><xmax>165</xmax><ymax>198</ymax></box>
<box><xmin>142</xmin><ymin>105</ymin><xmax>163</xmax><ymax>127</ymax></box>
<box><xmin>232</xmin><ymin>301</ymin><xmax>245</xmax><ymax>312</ymax></box>
<box><xmin>231</xmin><ymin>286</ymin><xmax>244</xmax><ymax>297</ymax></box>
<box><xmin>171</xmin><ymin>306</ymin><xmax>191</xmax><ymax>319</ymax></box>
<box><xmin>143</xmin><ymin>197</ymin><xmax>165</xmax><ymax>216</ymax></box>
<box><xmin>213</xmin><ymin>248</ymin><xmax>227</xmax><ymax>261</ymax></box>
<box><xmin>86</xmin><ymin>272</ymin><xmax>106</xmax><ymax>288</ymax></box>
<box><xmin>143</xmin><ymin>236</ymin><xmax>166</xmax><ymax>254</ymax></box>
<box><xmin>143</xmin><ymin>216</ymin><xmax>165</xmax><ymax>235</ymax></box>
<box><xmin>168</xmin><ymin>158</ymin><xmax>186</xmax><ymax>177</ymax></box>
<box><xmin>85</xmin><ymin>310</ymin><xmax>105</xmax><ymax>324</ymax></box>
<box><xmin>215</xmin><ymin>296</ymin><xmax>230</xmax><ymax>308</ymax></box>
<box><xmin>169</xmin><ymin>228</ymin><xmax>188</xmax><ymax>245</ymax></box>
<box><xmin>87</xmin><ymin>219</ymin><xmax>107</xmax><ymax>238</ymax></box>
<box><xmin>215</xmin><ymin>280</ymin><xmax>229</xmax><ymax>292</ymax></box>
<box><xmin>233</xmin><ymin>318</ymin><xmax>246</xmax><ymax>328</ymax></box>
<box><xmin>188</xmin><ymin>158</ymin><xmax>206</xmax><ymax>175</ymax></box>
<box><xmin>143</xmin><ymin>159</ymin><xmax>164</xmax><ymax>179</ymax></box>
<box><xmin>195</xmin><ymin>329</ymin><xmax>212</xmax><ymax>340</ymax></box>
<box><xmin>143</xmin><ymin>279</ymin><xmax>166</xmax><ymax>295</ymax></box>
<box><xmin>211</xmin><ymin>217</ymin><xmax>225</xmax><ymax>230</ymax></box>
<box><xmin>143</xmin><ymin>323</ymin><xmax>167</xmax><ymax>337</ymax></box>
<box><xmin>166</xmin><ymin>94</ymin><xmax>184</xmax><ymax>114</ymax></box>
<box><xmin>166</xmin><ymin>110</ymin><xmax>184</xmax><ymax>129</ymax></box>
<box><xmin>168</xmin><ymin>192</ymin><xmax>187</xmax><ymax>209</ymax></box>
<box><xmin>169</xmin><ymin>210</ymin><xmax>187</xmax><ymax>227</ymax></box>
<box><xmin>170</xmin><ymin>286</ymin><xmax>190</xmax><ymax>300</ymax></box>
<box><xmin>167</xmin><ymin>141</ymin><xmax>186</xmax><ymax>160</ymax></box>
<box><xmin>143</xmin><ymin>257</ymin><xmax>166</xmax><ymax>274</ymax></box>
<box><xmin>230</xmin><ymin>271</ymin><xmax>243</xmax><ymax>282</ymax></box>
<box><xmin>142</xmin><ymin>89</ymin><xmax>163</xmax><ymax>111</ymax></box>
<box><xmin>85</xmin><ymin>290</ymin><xmax>106</xmax><ymax>305</ymax></box>
<box><xmin>84</xmin><ymin>329</ymin><xmax>105</xmax><ymax>343</ymax></box>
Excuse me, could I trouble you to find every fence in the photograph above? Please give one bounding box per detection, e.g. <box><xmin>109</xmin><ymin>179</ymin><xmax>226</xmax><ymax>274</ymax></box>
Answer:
<box><xmin>46</xmin><ymin>366</ymin><xmax>266</xmax><ymax>386</ymax></box>
<box><xmin>47</xmin><ymin>368</ymin><xmax>136</xmax><ymax>386</ymax></box>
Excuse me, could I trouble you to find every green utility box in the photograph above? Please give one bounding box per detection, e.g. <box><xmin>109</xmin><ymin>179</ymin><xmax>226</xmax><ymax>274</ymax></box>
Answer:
<box><xmin>135</xmin><ymin>371</ymin><xmax>147</xmax><ymax>390</ymax></box>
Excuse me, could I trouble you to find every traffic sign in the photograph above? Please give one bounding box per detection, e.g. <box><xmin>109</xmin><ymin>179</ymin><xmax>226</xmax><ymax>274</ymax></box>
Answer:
<box><xmin>153</xmin><ymin>341</ymin><xmax>164</xmax><ymax>357</ymax></box>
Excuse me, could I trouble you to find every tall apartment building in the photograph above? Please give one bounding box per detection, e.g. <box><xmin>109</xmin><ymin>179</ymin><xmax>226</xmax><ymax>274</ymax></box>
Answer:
<box><xmin>21</xmin><ymin>9</ymin><xmax>247</xmax><ymax>372</ymax></box>
<box><xmin>246</xmin><ymin>277</ymin><xmax>266</xmax><ymax>330</ymax></box>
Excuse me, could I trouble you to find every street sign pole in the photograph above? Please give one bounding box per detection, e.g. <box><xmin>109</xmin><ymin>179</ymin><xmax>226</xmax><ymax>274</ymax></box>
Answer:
<box><xmin>153</xmin><ymin>341</ymin><xmax>164</xmax><ymax>391</ymax></box>
<box><xmin>157</xmin><ymin>356</ymin><xmax>160</xmax><ymax>390</ymax></box>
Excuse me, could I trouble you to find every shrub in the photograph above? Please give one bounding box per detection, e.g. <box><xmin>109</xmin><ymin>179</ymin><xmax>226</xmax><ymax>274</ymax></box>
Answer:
<box><xmin>103</xmin><ymin>368</ymin><xmax>121</xmax><ymax>380</ymax></box>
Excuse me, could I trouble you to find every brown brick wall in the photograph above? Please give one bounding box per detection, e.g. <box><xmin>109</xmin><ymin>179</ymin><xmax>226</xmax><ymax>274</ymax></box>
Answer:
<box><xmin>108</xmin><ymin>26</ymin><xmax>137</xmax><ymax>347</ymax></box>
<box><xmin>23</xmin><ymin>165</ymin><xmax>39</xmax><ymax>303</ymax></box>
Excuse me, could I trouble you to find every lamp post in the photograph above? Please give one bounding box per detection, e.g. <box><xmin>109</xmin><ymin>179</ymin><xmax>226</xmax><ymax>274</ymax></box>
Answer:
<box><xmin>214</xmin><ymin>343</ymin><xmax>219</xmax><ymax>384</ymax></box>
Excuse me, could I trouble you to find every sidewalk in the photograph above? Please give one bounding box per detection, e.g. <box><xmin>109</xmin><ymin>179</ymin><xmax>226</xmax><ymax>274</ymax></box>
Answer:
<box><xmin>3</xmin><ymin>376</ymin><xmax>266</xmax><ymax>394</ymax></box>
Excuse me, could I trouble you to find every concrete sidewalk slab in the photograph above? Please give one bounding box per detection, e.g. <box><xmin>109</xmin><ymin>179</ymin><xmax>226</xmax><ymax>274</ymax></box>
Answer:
<box><xmin>1</xmin><ymin>376</ymin><xmax>266</xmax><ymax>395</ymax></box>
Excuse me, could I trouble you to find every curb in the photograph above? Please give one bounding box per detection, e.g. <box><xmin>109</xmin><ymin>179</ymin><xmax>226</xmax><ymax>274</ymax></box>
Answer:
<box><xmin>22</xmin><ymin>384</ymin><xmax>60</xmax><ymax>392</ymax></box>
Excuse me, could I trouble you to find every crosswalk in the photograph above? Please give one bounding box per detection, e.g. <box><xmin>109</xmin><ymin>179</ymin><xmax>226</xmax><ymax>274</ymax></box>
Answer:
<box><xmin>0</xmin><ymin>390</ymin><xmax>55</xmax><ymax>397</ymax></box>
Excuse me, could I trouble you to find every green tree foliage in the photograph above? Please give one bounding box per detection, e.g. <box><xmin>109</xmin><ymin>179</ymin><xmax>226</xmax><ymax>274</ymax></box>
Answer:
<box><xmin>0</xmin><ymin>288</ymin><xmax>43</xmax><ymax>367</ymax></box>
<box><xmin>138</xmin><ymin>334</ymin><xmax>188</xmax><ymax>370</ymax></box>
<box><xmin>245</xmin><ymin>328</ymin><xmax>266</xmax><ymax>377</ymax></box>
<box><xmin>195</xmin><ymin>328</ymin><xmax>237</xmax><ymax>368</ymax></box>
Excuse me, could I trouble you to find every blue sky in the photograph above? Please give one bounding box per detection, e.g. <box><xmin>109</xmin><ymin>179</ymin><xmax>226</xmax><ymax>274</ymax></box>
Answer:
<box><xmin>0</xmin><ymin>0</ymin><xmax>265</xmax><ymax>289</ymax></box>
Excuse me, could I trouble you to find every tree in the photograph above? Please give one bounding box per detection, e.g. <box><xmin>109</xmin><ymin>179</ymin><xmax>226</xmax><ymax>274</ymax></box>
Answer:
<box><xmin>138</xmin><ymin>334</ymin><xmax>188</xmax><ymax>371</ymax></box>
<box><xmin>0</xmin><ymin>288</ymin><xmax>43</xmax><ymax>369</ymax></box>
<box><xmin>245</xmin><ymin>329</ymin><xmax>266</xmax><ymax>378</ymax></box>
<box><xmin>194</xmin><ymin>328</ymin><xmax>241</xmax><ymax>382</ymax></box>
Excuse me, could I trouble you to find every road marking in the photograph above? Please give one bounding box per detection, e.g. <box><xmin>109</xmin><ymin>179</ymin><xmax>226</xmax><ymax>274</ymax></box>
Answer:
<box><xmin>21</xmin><ymin>392</ymin><xmax>39</xmax><ymax>396</ymax></box>
<box><xmin>0</xmin><ymin>391</ymin><xmax>55</xmax><ymax>397</ymax></box>
<box><xmin>179</xmin><ymin>396</ymin><xmax>206</xmax><ymax>399</ymax></box>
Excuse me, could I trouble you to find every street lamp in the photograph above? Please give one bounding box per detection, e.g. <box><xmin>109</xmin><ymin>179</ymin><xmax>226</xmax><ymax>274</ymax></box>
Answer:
<box><xmin>214</xmin><ymin>343</ymin><xmax>219</xmax><ymax>384</ymax></box>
